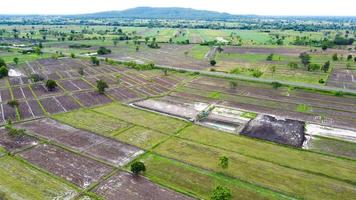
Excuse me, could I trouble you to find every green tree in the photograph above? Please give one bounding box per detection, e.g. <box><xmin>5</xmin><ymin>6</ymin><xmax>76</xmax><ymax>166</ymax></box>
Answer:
<box><xmin>131</xmin><ymin>161</ymin><xmax>146</xmax><ymax>175</ymax></box>
<box><xmin>96</xmin><ymin>80</ymin><xmax>109</xmax><ymax>94</ymax></box>
<box><xmin>70</xmin><ymin>53</ymin><xmax>76</xmax><ymax>58</ymax></box>
<box><xmin>332</xmin><ymin>53</ymin><xmax>338</xmax><ymax>61</ymax></box>
<box><xmin>266</xmin><ymin>53</ymin><xmax>274</xmax><ymax>61</ymax></box>
<box><xmin>7</xmin><ymin>100</ymin><xmax>19</xmax><ymax>108</ymax></box>
<box><xmin>211</xmin><ymin>186</ymin><xmax>232</xmax><ymax>200</ymax></box>
<box><xmin>210</xmin><ymin>60</ymin><xmax>217</xmax><ymax>66</ymax></box>
<box><xmin>347</xmin><ymin>55</ymin><xmax>352</xmax><ymax>61</ymax></box>
<box><xmin>0</xmin><ymin>66</ymin><xmax>9</xmax><ymax>78</ymax></box>
<box><xmin>45</xmin><ymin>80</ymin><xmax>57</xmax><ymax>91</ymax></box>
<box><xmin>322</xmin><ymin>61</ymin><xmax>330</xmax><ymax>73</ymax></box>
<box><xmin>270</xmin><ymin>65</ymin><xmax>276</xmax><ymax>78</ymax></box>
<box><xmin>219</xmin><ymin>156</ymin><xmax>229</xmax><ymax>169</ymax></box>
<box><xmin>299</xmin><ymin>52</ymin><xmax>311</xmax><ymax>69</ymax></box>
<box><xmin>90</xmin><ymin>57</ymin><xmax>100</xmax><ymax>66</ymax></box>
<box><xmin>13</xmin><ymin>57</ymin><xmax>19</xmax><ymax>65</ymax></box>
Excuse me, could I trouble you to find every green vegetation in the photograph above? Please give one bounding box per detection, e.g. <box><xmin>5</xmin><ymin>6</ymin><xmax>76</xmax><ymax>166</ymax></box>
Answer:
<box><xmin>240</xmin><ymin>112</ymin><xmax>257</xmax><ymax>119</ymax></box>
<box><xmin>53</xmin><ymin>109</ymin><xmax>130</xmax><ymax>136</ymax></box>
<box><xmin>93</xmin><ymin>103</ymin><xmax>187</xmax><ymax>134</ymax></box>
<box><xmin>154</xmin><ymin>138</ymin><xmax>356</xmax><ymax>199</ymax></box>
<box><xmin>96</xmin><ymin>80</ymin><xmax>109</xmax><ymax>94</ymax></box>
<box><xmin>296</xmin><ymin>104</ymin><xmax>312</xmax><ymax>113</ymax></box>
<box><xmin>45</xmin><ymin>79</ymin><xmax>58</xmax><ymax>91</ymax></box>
<box><xmin>114</xmin><ymin>126</ymin><xmax>169</xmax><ymax>149</ymax></box>
<box><xmin>137</xmin><ymin>153</ymin><xmax>291</xmax><ymax>200</ymax></box>
<box><xmin>131</xmin><ymin>161</ymin><xmax>146</xmax><ymax>175</ymax></box>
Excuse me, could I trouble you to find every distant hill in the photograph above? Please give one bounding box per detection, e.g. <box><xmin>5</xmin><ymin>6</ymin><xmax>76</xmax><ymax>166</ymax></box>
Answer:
<box><xmin>80</xmin><ymin>7</ymin><xmax>244</xmax><ymax>20</ymax></box>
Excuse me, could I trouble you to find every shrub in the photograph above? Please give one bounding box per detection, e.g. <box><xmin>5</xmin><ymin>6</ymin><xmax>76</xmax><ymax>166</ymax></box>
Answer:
<box><xmin>131</xmin><ymin>161</ymin><xmax>146</xmax><ymax>175</ymax></box>
<box><xmin>319</xmin><ymin>79</ymin><xmax>325</xmax><ymax>84</ymax></box>
<box><xmin>219</xmin><ymin>156</ymin><xmax>229</xmax><ymax>169</ymax></box>
<box><xmin>288</xmin><ymin>62</ymin><xmax>299</xmax><ymax>69</ymax></box>
<box><xmin>0</xmin><ymin>66</ymin><xmax>9</xmax><ymax>78</ymax></box>
<box><xmin>308</xmin><ymin>63</ymin><xmax>321</xmax><ymax>71</ymax></box>
<box><xmin>210</xmin><ymin>60</ymin><xmax>217</xmax><ymax>66</ymax></box>
<box><xmin>271</xmin><ymin>82</ymin><xmax>282</xmax><ymax>89</ymax></box>
<box><xmin>97</xmin><ymin>47</ymin><xmax>112</xmax><ymax>55</ymax></box>
<box><xmin>30</xmin><ymin>74</ymin><xmax>44</xmax><ymax>82</ymax></box>
<box><xmin>45</xmin><ymin>80</ymin><xmax>58</xmax><ymax>91</ymax></box>
<box><xmin>211</xmin><ymin>186</ymin><xmax>232</xmax><ymax>200</ymax></box>
<box><xmin>96</xmin><ymin>80</ymin><xmax>109</xmax><ymax>94</ymax></box>
<box><xmin>7</xmin><ymin>100</ymin><xmax>19</xmax><ymax>108</ymax></box>
<box><xmin>252</xmin><ymin>69</ymin><xmax>263</xmax><ymax>78</ymax></box>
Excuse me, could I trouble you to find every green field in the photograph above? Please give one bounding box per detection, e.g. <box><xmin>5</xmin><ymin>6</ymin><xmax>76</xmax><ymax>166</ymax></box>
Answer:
<box><xmin>136</xmin><ymin>153</ymin><xmax>292</xmax><ymax>200</ymax></box>
<box><xmin>154</xmin><ymin>138</ymin><xmax>356</xmax><ymax>200</ymax></box>
<box><xmin>0</xmin><ymin>156</ymin><xmax>77</xmax><ymax>200</ymax></box>
<box><xmin>53</xmin><ymin>109</ymin><xmax>131</xmax><ymax>136</ymax></box>
<box><xmin>92</xmin><ymin>103</ymin><xmax>188</xmax><ymax>134</ymax></box>
<box><xmin>113</xmin><ymin>126</ymin><xmax>170</xmax><ymax>149</ymax></box>
<box><xmin>178</xmin><ymin>125</ymin><xmax>356</xmax><ymax>184</ymax></box>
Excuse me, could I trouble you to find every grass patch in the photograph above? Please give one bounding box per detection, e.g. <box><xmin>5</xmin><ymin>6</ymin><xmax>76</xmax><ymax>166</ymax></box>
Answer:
<box><xmin>208</xmin><ymin>91</ymin><xmax>221</xmax><ymax>99</ymax></box>
<box><xmin>240</xmin><ymin>112</ymin><xmax>257</xmax><ymax>119</ymax></box>
<box><xmin>92</xmin><ymin>103</ymin><xmax>187</xmax><ymax>134</ymax></box>
<box><xmin>154</xmin><ymin>137</ymin><xmax>356</xmax><ymax>200</ymax></box>
<box><xmin>0</xmin><ymin>156</ymin><xmax>77</xmax><ymax>200</ymax></box>
<box><xmin>113</xmin><ymin>126</ymin><xmax>169</xmax><ymax>150</ymax></box>
<box><xmin>296</xmin><ymin>104</ymin><xmax>312</xmax><ymax>113</ymax></box>
<box><xmin>136</xmin><ymin>153</ymin><xmax>291</xmax><ymax>200</ymax></box>
<box><xmin>53</xmin><ymin>109</ymin><xmax>130</xmax><ymax>136</ymax></box>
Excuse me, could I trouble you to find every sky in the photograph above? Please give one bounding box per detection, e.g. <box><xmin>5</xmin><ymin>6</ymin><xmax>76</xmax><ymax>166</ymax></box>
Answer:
<box><xmin>0</xmin><ymin>0</ymin><xmax>355</xmax><ymax>16</ymax></box>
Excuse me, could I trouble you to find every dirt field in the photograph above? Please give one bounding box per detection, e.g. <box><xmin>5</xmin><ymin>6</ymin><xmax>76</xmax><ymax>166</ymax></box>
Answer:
<box><xmin>94</xmin><ymin>171</ymin><xmax>194</xmax><ymax>200</ymax></box>
<box><xmin>0</xmin><ymin>128</ymin><xmax>38</xmax><ymax>152</ymax></box>
<box><xmin>19</xmin><ymin>144</ymin><xmax>113</xmax><ymax>188</ymax></box>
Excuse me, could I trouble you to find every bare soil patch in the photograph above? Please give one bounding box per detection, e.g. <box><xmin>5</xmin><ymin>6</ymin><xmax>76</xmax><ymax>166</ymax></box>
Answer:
<box><xmin>19</xmin><ymin>144</ymin><xmax>113</xmax><ymax>188</ymax></box>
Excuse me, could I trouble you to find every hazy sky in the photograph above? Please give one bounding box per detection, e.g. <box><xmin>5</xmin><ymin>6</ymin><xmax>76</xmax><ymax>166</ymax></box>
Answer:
<box><xmin>1</xmin><ymin>0</ymin><xmax>355</xmax><ymax>16</ymax></box>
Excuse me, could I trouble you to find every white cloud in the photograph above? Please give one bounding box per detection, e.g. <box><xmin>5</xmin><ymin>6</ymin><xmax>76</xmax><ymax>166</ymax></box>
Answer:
<box><xmin>0</xmin><ymin>0</ymin><xmax>355</xmax><ymax>16</ymax></box>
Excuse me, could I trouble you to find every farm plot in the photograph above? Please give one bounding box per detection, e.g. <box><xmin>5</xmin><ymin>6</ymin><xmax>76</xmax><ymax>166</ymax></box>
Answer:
<box><xmin>73</xmin><ymin>91</ymin><xmax>112</xmax><ymax>107</ymax></box>
<box><xmin>93</xmin><ymin>103</ymin><xmax>188</xmax><ymax>134</ymax></box>
<box><xmin>27</xmin><ymin>99</ymin><xmax>44</xmax><ymax>117</ymax></box>
<box><xmin>0</xmin><ymin>156</ymin><xmax>78</xmax><ymax>200</ymax></box>
<box><xmin>0</xmin><ymin>128</ymin><xmax>38</xmax><ymax>152</ymax></box>
<box><xmin>8</xmin><ymin>77</ymin><xmax>29</xmax><ymax>86</ymax></box>
<box><xmin>39</xmin><ymin>97</ymin><xmax>66</xmax><ymax>114</ymax></box>
<box><xmin>83</xmin><ymin>138</ymin><xmax>144</xmax><ymax>166</ymax></box>
<box><xmin>327</xmin><ymin>68</ymin><xmax>356</xmax><ymax>90</ymax></box>
<box><xmin>16</xmin><ymin>118</ymin><xmax>106</xmax><ymax>152</ymax></box>
<box><xmin>18</xmin><ymin>100</ymin><xmax>36</xmax><ymax>119</ymax></box>
<box><xmin>178</xmin><ymin>125</ymin><xmax>356</xmax><ymax>184</ymax></box>
<box><xmin>133</xmin><ymin>99</ymin><xmax>201</xmax><ymax>121</ymax></box>
<box><xmin>94</xmin><ymin>171</ymin><xmax>194</xmax><ymax>200</ymax></box>
<box><xmin>56</xmin><ymin>95</ymin><xmax>82</xmax><ymax>111</ymax></box>
<box><xmin>53</xmin><ymin>109</ymin><xmax>130</xmax><ymax>136</ymax></box>
<box><xmin>0</xmin><ymin>88</ymin><xmax>12</xmax><ymax>103</ymax></box>
<box><xmin>154</xmin><ymin>138</ymin><xmax>356</xmax><ymax>200</ymax></box>
<box><xmin>107</xmin><ymin>86</ymin><xmax>143</xmax><ymax>102</ymax></box>
<box><xmin>114</xmin><ymin>126</ymin><xmax>169</xmax><ymax>150</ymax></box>
<box><xmin>31</xmin><ymin>83</ymin><xmax>64</xmax><ymax>97</ymax></box>
<box><xmin>137</xmin><ymin>153</ymin><xmax>291</xmax><ymax>200</ymax></box>
<box><xmin>306</xmin><ymin>136</ymin><xmax>356</xmax><ymax>160</ymax></box>
<box><xmin>1</xmin><ymin>103</ymin><xmax>17</xmax><ymax>121</ymax></box>
<box><xmin>19</xmin><ymin>144</ymin><xmax>113</xmax><ymax>188</ymax></box>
